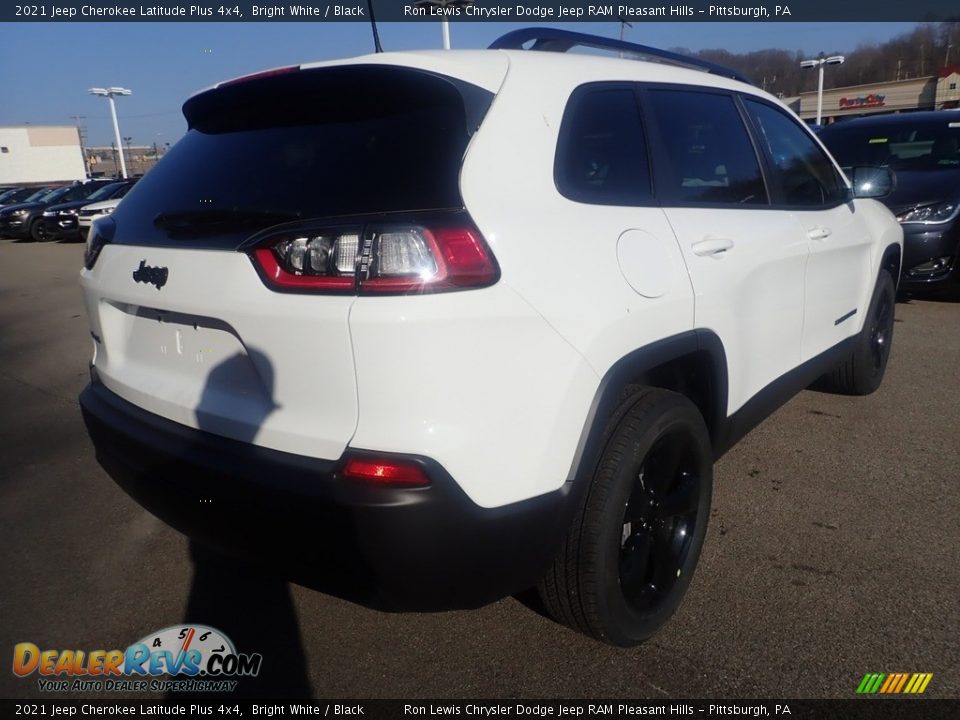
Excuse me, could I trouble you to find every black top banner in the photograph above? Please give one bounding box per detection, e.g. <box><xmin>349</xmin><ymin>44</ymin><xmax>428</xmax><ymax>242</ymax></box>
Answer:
<box><xmin>1</xmin><ymin>700</ymin><xmax>958</xmax><ymax>720</ymax></box>
<box><xmin>3</xmin><ymin>0</ymin><xmax>960</xmax><ymax>22</ymax></box>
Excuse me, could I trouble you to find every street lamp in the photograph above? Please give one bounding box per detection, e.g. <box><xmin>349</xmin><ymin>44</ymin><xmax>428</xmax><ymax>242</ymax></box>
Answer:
<box><xmin>88</xmin><ymin>86</ymin><xmax>132</xmax><ymax>178</ymax></box>
<box><xmin>800</xmin><ymin>54</ymin><xmax>844</xmax><ymax>126</ymax></box>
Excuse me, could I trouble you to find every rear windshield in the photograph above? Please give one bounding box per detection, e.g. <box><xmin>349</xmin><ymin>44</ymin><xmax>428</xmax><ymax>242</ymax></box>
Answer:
<box><xmin>111</xmin><ymin>65</ymin><xmax>493</xmax><ymax>248</ymax></box>
<box><xmin>821</xmin><ymin>120</ymin><xmax>960</xmax><ymax>171</ymax></box>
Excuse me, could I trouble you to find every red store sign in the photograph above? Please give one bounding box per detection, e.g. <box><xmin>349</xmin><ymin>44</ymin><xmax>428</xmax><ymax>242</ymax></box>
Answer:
<box><xmin>839</xmin><ymin>94</ymin><xmax>886</xmax><ymax>110</ymax></box>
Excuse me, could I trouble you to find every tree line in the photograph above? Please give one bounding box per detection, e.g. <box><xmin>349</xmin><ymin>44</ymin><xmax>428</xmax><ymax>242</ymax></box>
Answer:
<box><xmin>669</xmin><ymin>22</ymin><xmax>958</xmax><ymax>97</ymax></box>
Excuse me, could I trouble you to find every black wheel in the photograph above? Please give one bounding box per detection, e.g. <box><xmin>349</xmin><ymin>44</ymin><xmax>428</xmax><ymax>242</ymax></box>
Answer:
<box><xmin>538</xmin><ymin>387</ymin><xmax>713</xmax><ymax>646</ymax></box>
<box><xmin>823</xmin><ymin>271</ymin><xmax>896</xmax><ymax>396</ymax></box>
<box><xmin>30</xmin><ymin>219</ymin><xmax>46</xmax><ymax>242</ymax></box>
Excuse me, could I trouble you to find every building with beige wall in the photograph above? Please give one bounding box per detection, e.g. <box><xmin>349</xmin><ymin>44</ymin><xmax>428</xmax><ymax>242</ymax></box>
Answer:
<box><xmin>784</xmin><ymin>66</ymin><xmax>960</xmax><ymax>124</ymax></box>
<box><xmin>0</xmin><ymin>126</ymin><xmax>87</xmax><ymax>184</ymax></box>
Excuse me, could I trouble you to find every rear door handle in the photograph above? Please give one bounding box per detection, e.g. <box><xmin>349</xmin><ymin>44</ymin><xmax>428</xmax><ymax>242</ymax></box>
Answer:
<box><xmin>807</xmin><ymin>226</ymin><xmax>832</xmax><ymax>241</ymax></box>
<box><xmin>691</xmin><ymin>237</ymin><xmax>735</xmax><ymax>257</ymax></box>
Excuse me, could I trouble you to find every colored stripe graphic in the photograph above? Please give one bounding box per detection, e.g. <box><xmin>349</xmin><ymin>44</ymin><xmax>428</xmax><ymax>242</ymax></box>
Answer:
<box><xmin>858</xmin><ymin>672</ymin><xmax>932</xmax><ymax>694</ymax></box>
<box><xmin>893</xmin><ymin>674</ymin><xmax>909</xmax><ymax>693</ymax></box>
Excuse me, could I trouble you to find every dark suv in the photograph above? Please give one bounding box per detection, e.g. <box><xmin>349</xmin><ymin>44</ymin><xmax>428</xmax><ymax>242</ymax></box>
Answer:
<box><xmin>0</xmin><ymin>187</ymin><xmax>47</xmax><ymax>208</ymax></box>
<box><xmin>41</xmin><ymin>180</ymin><xmax>136</xmax><ymax>242</ymax></box>
<box><xmin>820</xmin><ymin>111</ymin><xmax>960</xmax><ymax>293</ymax></box>
<box><xmin>0</xmin><ymin>180</ymin><xmax>114</xmax><ymax>240</ymax></box>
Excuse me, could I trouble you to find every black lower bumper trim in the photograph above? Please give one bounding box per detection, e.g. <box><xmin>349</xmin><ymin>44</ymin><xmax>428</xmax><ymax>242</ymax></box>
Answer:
<box><xmin>80</xmin><ymin>382</ymin><xmax>571</xmax><ymax>610</ymax></box>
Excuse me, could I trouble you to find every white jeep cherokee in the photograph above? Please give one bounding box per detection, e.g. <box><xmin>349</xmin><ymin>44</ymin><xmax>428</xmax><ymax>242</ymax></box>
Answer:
<box><xmin>79</xmin><ymin>29</ymin><xmax>903</xmax><ymax>646</ymax></box>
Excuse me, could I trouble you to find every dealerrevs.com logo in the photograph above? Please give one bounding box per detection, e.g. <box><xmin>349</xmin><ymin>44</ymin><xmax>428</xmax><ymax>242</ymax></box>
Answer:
<box><xmin>13</xmin><ymin>625</ymin><xmax>262</xmax><ymax>693</ymax></box>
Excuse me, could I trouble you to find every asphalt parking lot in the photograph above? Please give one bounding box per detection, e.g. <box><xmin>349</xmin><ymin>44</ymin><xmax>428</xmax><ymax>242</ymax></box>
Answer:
<box><xmin>0</xmin><ymin>238</ymin><xmax>957</xmax><ymax>701</ymax></box>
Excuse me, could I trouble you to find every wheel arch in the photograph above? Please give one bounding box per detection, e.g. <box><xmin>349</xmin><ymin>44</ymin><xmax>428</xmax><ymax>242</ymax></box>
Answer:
<box><xmin>566</xmin><ymin>330</ymin><xmax>729</xmax><ymax>489</ymax></box>
<box><xmin>880</xmin><ymin>242</ymin><xmax>902</xmax><ymax>289</ymax></box>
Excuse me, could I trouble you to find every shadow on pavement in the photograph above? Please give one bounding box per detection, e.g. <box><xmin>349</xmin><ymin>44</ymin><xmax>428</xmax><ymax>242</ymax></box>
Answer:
<box><xmin>172</xmin><ymin>541</ymin><xmax>314</xmax><ymax>698</ymax></box>
<box><xmin>165</xmin><ymin>348</ymin><xmax>314</xmax><ymax>698</ymax></box>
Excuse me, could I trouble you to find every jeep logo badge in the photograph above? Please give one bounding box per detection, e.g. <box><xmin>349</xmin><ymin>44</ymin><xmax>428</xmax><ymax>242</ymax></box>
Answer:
<box><xmin>132</xmin><ymin>260</ymin><xmax>169</xmax><ymax>290</ymax></box>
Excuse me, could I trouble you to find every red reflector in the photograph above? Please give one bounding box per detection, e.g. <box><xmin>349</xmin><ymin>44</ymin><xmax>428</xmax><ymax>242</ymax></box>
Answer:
<box><xmin>434</xmin><ymin>227</ymin><xmax>496</xmax><ymax>278</ymax></box>
<box><xmin>343</xmin><ymin>458</ymin><xmax>430</xmax><ymax>487</ymax></box>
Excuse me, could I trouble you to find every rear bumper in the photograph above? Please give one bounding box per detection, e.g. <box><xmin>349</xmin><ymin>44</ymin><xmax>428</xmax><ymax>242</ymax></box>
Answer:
<box><xmin>79</xmin><ymin>380</ymin><xmax>572</xmax><ymax>610</ymax></box>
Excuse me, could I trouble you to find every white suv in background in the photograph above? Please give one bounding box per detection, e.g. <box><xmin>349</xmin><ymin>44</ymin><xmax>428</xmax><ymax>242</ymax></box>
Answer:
<box><xmin>79</xmin><ymin>29</ymin><xmax>902</xmax><ymax>646</ymax></box>
<box><xmin>78</xmin><ymin>197</ymin><xmax>124</xmax><ymax>240</ymax></box>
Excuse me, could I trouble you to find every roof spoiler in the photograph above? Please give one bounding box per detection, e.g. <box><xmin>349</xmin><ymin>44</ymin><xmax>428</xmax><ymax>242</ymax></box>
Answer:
<box><xmin>489</xmin><ymin>28</ymin><xmax>752</xmax><ymax>86</ymax></box>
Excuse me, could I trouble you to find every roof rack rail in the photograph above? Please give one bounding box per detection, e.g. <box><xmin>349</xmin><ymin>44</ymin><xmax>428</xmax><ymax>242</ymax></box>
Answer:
<box><xmin>488</xmin><ymin>28</ymin><xmax>753</xmax><ymax>86</ymax></box>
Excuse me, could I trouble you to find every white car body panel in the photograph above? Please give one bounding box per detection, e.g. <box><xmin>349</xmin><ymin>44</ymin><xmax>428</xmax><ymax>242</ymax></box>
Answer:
<box><xmin>79</xmin><ymin>197</ymin><xmax>122</xmax><ymax>230</ymax></box>
<box><xmin>794</xmin><ymin>202</ymin><xmax>876</xmax><ymax>360</ymax></box>
<box><xmin>349</xmin><ymin>286</ymin><xmax>599</xmax><ymax>508</ymax></box>
<box><xmin>459</xmin><ymin>54</ymin><xmax>696</xmax><ymax>382</ymax></box>
<box><xmin>81</xmin><ymin>245</ymin><xmax>358</xmax><ymax>460</ymax></box>
<box><xmin>664</xmin><ymin>207</ymin><xmax>808</xmax><ymax>414</ymax></box>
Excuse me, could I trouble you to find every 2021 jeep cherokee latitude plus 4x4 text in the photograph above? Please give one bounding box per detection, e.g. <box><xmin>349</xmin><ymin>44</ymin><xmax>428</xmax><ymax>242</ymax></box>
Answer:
<box><xmin>79</xmin><ymin>29</ymin><xmax>903</xmax><ymax>646</ymax></box>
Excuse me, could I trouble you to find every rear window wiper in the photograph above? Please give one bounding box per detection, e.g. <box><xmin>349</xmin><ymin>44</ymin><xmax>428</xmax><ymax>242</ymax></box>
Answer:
<box><xmin>153</xmin><ymin>208</ymin><xmax>302</xmax><ymax>235</ymax></box>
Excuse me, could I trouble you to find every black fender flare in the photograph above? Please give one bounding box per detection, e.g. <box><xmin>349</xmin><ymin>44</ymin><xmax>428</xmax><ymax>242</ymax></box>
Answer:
<box><xmin>564</xmin><ymin>329</ymin><xmax>729</xmax><ymax>491</ymax></box>
<box><xmin>879</xmin><ymin>242</ymin><xmax>902</xmax><ymax>288</ymax></box>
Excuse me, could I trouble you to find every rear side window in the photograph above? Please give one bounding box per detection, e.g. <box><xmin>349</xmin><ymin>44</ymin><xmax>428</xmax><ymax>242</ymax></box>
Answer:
<box><xmin>744</xmin><ymin>99</ymin><xmax>847</xmax><ymax>206</ymax></box>
<box><xmin>647</xmin><ymin>90</ymin><xmax>767</xmax><ymax>205</ymax></box>
<box><xmin>110</xmin><ymin>66</ymin><xmax>492</xmax><ymax>248</ymax></box>
<box><xmin>555</xmin><ymin>86</ymin><xmax>651</xmax><ymax>206</ymax></box>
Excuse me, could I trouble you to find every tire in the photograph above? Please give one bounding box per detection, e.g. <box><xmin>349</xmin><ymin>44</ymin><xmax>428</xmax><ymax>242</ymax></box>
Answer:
<box><xmin>30</xmin><ymin>219</ymin><xmax>46</xmax><ymax>242</ymax></box>
<box><xmin>538</xmin><ymin>387</ymin><xmax>713</xmax><ymax>646</ymax></box>
<box><xmin>823</xmin><ymin>271</ymin><xmax>896</xmax><ymax>396</ymax></box>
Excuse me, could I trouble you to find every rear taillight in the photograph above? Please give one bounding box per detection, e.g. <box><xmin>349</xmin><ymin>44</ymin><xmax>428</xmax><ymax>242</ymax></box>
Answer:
<box><xmin>251</xmin><ymin>228</ymin><xmax>359</xmax><ymax>292</ymax></box>
<box><xmin>248</xmin><ymin>213</ymin><xmax>498</xmax><ymax>295</ymax></box>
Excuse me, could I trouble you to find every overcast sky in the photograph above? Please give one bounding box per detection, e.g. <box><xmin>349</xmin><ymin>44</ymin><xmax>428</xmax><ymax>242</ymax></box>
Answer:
<box><xmin>0</xmin><ymin>21</ymin><xmax>920</xmax><ymax>146</ymax></box>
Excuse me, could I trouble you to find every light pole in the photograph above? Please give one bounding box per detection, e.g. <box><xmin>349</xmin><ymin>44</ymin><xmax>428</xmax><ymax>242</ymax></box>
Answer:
<box><xmin>88</xmin><ymin>86</ymin><xmax>132</xmax><ymax>178</ymax></box>
<box><xmin>800</xmin><ymin>54</ymin><xmax>844</xmax><ymax>126</ymax></box>
<box><xmin>110</xmin><ymin>141</ymin><xmax>119</xmax><ymax>177</ymax></box>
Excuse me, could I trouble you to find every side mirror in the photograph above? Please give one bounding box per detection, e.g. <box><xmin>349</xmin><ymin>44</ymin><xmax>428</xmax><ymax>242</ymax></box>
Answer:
<box><xmin>850</xmin><ymin>166</ymin><xmax>895</xmax><ymax>199</ymax></box>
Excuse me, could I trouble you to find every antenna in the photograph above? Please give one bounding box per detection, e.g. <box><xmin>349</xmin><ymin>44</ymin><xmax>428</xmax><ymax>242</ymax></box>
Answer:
<box><xmin>366</xmin><ymin>0</ymin><xmax>383</xmax><ymax>53</ymax></box>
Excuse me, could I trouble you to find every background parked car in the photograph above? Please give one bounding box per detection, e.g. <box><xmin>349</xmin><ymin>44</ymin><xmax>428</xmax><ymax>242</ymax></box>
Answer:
<box><xmin>0</xmin><ymin>180</ymin><xmax>113</xmax><ymax>241</ymax></box>
<box><xmin>820</xmin><ymin>111</ymin><xmax>960</xmax><ymax>293</ymax></box>
<box><xmin>77</xmin><ymin>194</ymin><xmax>130</xmax><ymax>241</ymax></box>
<box><xmin>41</xmin><ymin>180</ymin><xmax>137</xmax><ymax>242</ymax></box>
<box><xmin>0</xmin><ymin>186</ymin><xmax>59</xmax><ymax>210</ymax></box>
